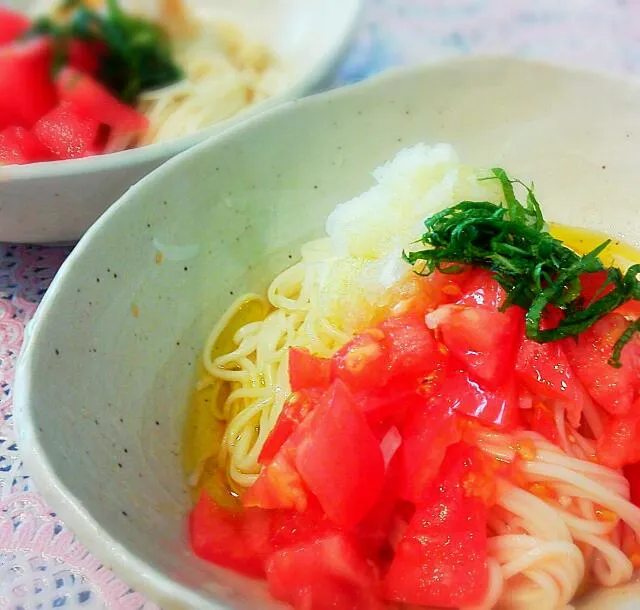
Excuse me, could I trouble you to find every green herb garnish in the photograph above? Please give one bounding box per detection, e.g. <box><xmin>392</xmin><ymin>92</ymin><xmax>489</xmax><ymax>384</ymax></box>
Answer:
<box><xmin>29</xmin><ymin>0</ymin><xmax>183</xmax><ymax>103</ymax></box>
<box><xmin>404</xmin><ymin>169</ymin><xmax>640</xmax><ymax>367</ymax></box>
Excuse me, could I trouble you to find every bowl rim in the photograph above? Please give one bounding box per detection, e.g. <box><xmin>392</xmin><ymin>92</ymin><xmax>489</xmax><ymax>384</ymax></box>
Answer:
<box><xmin>14</xmin><ymin>56</ymin><xmax>640</xmax><ymax>609</ymax></box>
<box><xmin>0</xmin><ymin>0</ymin><xmax>363</xmax><ymax>181</ymax></box>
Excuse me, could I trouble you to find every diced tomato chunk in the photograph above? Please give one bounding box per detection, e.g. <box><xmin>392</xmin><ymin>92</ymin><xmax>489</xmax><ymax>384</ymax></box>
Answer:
<box><xmin>438</xmin><ymin>366</ymin><xmax>520</xmax><ymax>430</ymax></box>
<box><xmin>379</xmin><ymin>313</ymin><xmax>438</xmax><ymax>381</ymax></box>
<box><xmin>624</xmin><ymin>461</ymin><xmax>640</xmax><ymax>508</ymax></box>
<box><xmin>267</xmin><ymin>502</ymin><xmax>334</xmax><ymax>551</ymax></box>
<box><xmin>382</xmin><ymin>268</ymin><xmax>469</xmax><ymax>317</ymax></box>
<box><xmin>597</xmin><ymin>400</ymin><xmax>640</xmax><ymax>469</ymax></box>
<box><xmin>295</xmin><ymin>381</ymin><xmax>385</xmax><ymax>528</ymax></box>
<box><xmin>66</xmin><ymin>40</ymin><xmax>104</xmax><ymax>76</ymax></box>
<box><xmin>56</xmin><ymin>67</ymin><xmax>148</xmax><ymax>150</ymax></box>
<box><xmin>189</xmin><ymin>492</ymin><xmax>264</xmax><ymax>577</ymax></box>
<box><xmin>523</xmin><ymin>402</ymin><xmax>561</xmax><ymax>445</ymax></box>
<box><xmin>0</xmin><ymin>8</ymin><xmax>30</xmax><ymax>45</ymax></box>
<box><xmin>580</xmin><ymin>270</ymin><xmax>615</xmax><ymax>304</ymax></box>
<box><xmin>397</xmin><ymin>399</ymin><xmax>460</xmax><ymax>502</ymax></box>
<box><xmin>457</xmin><ymin>269</ymin><xmax>508</xmax><ymax>309</ymax></box>
<box><xmin>244</xmin><ymin>440</ymin><xmax>308</xmax><ymax>512</ymax></box>
<box><xmin>331</xmin><ymin>330</ymin><xmax>390</xmax><ymax>391</ymax></box>
<box><xmin>0</xmin><ymin>126</ymin><xmax>49</xmax><ymax>165</ymax></box>
<box><xmin>516</xmin><ymin>337</ymin><xmax>588</xmax><ymax>426</ymax></box>
<box><xmin>0</xmin><ymin>38</ymin><xmax>57</xmax><ymax>130</ymax></box>
<box><xmin>383</xmin><ymin>443</ymin><xmax>489</xmax><ymax>607</ymax></box>
<box><xmin>258</xmin><ymin>389</ymin><xmax>319</xmax><ymax>465</ymax></box>
<box><xmin>564</xmin><ymin>313</ymin><xmax>640</xmax><ymax>415</ymax></box>
<box><xmin>265</xmin><ymin>534</ymin><xmax>383</xmax><ymax>610</ymax></box>
<box><xmin>33</xmin><ymin>102</ymin><xmax>103</xmax><ymax>160</ymax></box>
<box><xmin>288</xmin><ymin>347</ymin><xmax>331</xmax><ymax>392</ymax></box>
<box><xmin>431</xmin><ymin>300</ymin><xmax>522</xmax><ymax>388</ymax></box>
<box><xmin>616</xmin><ymin>300</ymin><xmax>640</xmax><ymax>320</ymax></box>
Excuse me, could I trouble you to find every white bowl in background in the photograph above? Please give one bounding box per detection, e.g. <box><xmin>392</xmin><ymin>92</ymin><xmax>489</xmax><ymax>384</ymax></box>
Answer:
<box><xmin>14</xmin><ymin>58</ymin><xmax>640</xmax><ymax>609</ymax></box>
<box><xmin>0</xmin><ymin>0</ymin><xmax>362</xmax><ymax>244</ymax></box>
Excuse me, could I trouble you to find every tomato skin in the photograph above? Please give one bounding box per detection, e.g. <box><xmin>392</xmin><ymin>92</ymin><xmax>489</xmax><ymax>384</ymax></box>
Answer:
<box><xmin>624</xmin><ymin>461</ymin><xmax>640</xmax><ymax>508</ymax></box>
<box><xmin>596</xmin><ymin>400</ymin><xmax>640</xmax><ymax>469</ymax></box>
<box><xmin>579</xmin><ymin>271</ymin><xmax>615</xmax><ymax>304</ymax></box>
<box><xmin>244</xmin><ymin>440</ymin><xmax>308</xmax><ymax>512</ymax></box>
<box><xmin>189</xmin><ymin>492</ymin><xmax>264</xmax><ymax>577</ymax></box>
<box><xmin>33</xmin><ymin>102</ymin><xmax>102</xmax><ymax>160</ymax></box>
<box><xmin>515</xmin><ymin>337</ymin><xmax>587</xmax><ymax>426</ymax></box>
<box><xmin>432</xmin><ymin>273</ymin><xmax>523</xmax><ymax>388</ymax></box>
<box><xmin>66</xmin><ymin>40</ymin><xmax>104</xmax><ymax>76</ymax></box>
<box><xmin>56</xmin><ymin>67</ymin><xmax>148</xmax><ymax>149</ymax></box>
<box><xmin>397</xmin><ymin>399</ymin><xmax>461</xmax><ymax>502</ymax></box>
<box><xmin>258</xmin><ymin>389</ymin><xmax>319</xmax><ymax>465</ymax></box>
<box><xmin>288</xmin><ymin>347</ymin><xmax>331</xmax><ymax>393</ymax></box>
<box><xmin>523</xmin><ymin>402</ymin><xmax>561</xmax><ymax>445</ymax></box>
<box><xmin>440</xmin><ymin>367</ymin><xmax>520</xmax><ymax>430</ymax></box>
<box><xmin>0</xmin><ymin>8</ymin><xmax>30</xmax><ymax>45</ymax></box>
<box><xmin>0</xmin><ymin>126</ymin><xmax>49</xmax><ymax>165</ymax></box>
<box><xmin>265</xmin><ymin>534</ymin><xmax>384</xmax><ymax>610</ymax></box>
<box><xmin>331</xmin><ymin>330</ymin><xmax>391</xmax><ymax>392</ymax></box>
<box><xmin>564</xmin><ymin>313</ymin><xmax>640</xmax><ymax>416</ymax></box>
<box><xmin>379</xmin><ymin>313</ymin><xmax>438</xmax><ymax>381</ymax></box>
<box><xmin>0</xmin><ymin>38</ymin><xmax>57</xmax><ymax>130</ymax></box>
<box><xmin>383</xmin><ymin>443</ymin><xmax>489</xmax><ymax>608</ymax></box>
<box><xmin>295</xmin><ymin>381</ymin><xmax>386</xmax><ymax>528</ymax></box>
<box><xmin>616</xmin><ymin>300</ymin><xmax>640</xmax><ymax>320</ymax></box>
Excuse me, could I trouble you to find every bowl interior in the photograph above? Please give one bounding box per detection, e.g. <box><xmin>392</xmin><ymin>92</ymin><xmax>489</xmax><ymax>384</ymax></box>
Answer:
<box><xmin>15</xmin><ymin>58</ymin><xmax>640</xmax><ymax>609</ymax></box>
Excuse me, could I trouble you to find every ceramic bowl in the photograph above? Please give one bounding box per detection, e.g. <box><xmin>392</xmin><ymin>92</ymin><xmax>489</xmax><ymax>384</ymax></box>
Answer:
<box><xmin>14</xmin><ymin>58</ymin><xmax>640</xmax><ymax>609</ymax></box>
<box><xmin>0</xmin><ymin>0</ymin><xmax>362</xmax><ymax>244</ymax></box>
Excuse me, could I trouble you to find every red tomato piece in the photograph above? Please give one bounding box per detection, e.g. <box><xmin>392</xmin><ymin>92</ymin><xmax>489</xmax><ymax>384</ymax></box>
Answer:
<box><xmin>244</xmin><ymin>441</ymin><xmax>308</xmax><ymax>512</ymax></box>
<box><xmin>189</xmin><ymin>492</ymin><xmax>264</xmax><ymax>577</ymax></box>
<box><xmin>265</xmin><ymin>534</ymin><xmax>384</xmax><ymax>610</ymax></box>
<box><xmin>440</xmin><ymin>366</ymin><xmax>520</xmax><ymax>430</ymax></box>
<box><xmin>66</xmin><ymin>40</ymin><xmax>104</xmax><ymax>76</ymax></box>
<box><xmin>379</xmin><ymin>313</ymin><xmax>438</xmax><ymax>381</ymax></box>
<box><xmin>516</xmin><ymin>337</ymin><xmax>588</xmax><ymax>427</ymax></box>
<box><xmin>523</xmin><ymin>402</ymin><xmax>561</xmax><ymax>445</ymax></box>
<box><xmin>564</xmin><ymin>313</ymin><xmax>640</xmax><ymax>416</ymax></box>
<box><xmin>295</xmin><ymin>381</ymin><xmax>386</xmax><ymax>528</ymax></box>
<box><xmin>0</xmin><ymin>38</ymin><xmax>57</xmax><ymax>129</ymax></box>
<box><xmin>433</xmin><ymin>303</ymin><xmax>522</xmax><ymax>388</ymax></box>
<box><xmin>331</xmin><ymin>329</ymin><xmax>391</xmax><ymax>391</ymax></box>
<box><xmin>624</xmin><ymin>461</ymin><xmax>640</xmax><ymax>508</ymax></box>
<box><xmin>0</xmin><ymin>126</ymin><xmax>49</xmax><ymax>165</ymax></box>
<box><xmin>596</xmin><ymin>400</ymin><xmax>640</xmax><ymax>469</ymax></box>
<box><xmin>0</xmin><ymin>8</ymin><xmax>30</xmax><ymax>45</ymax></box>
<box><xmin>580</xmin><ymin>271</ymin><xmax>615</xmax><ymax>304</ymax></box>
<box><xmin>258</xmin><ymin>389</ymin><xmax>319</xmax><ymax>465</ymax></box>
<box><xmin>357</xmin><ymin>381</ymin><xmax>424</xmax><ymax>425</ymax></box>
<box><xmin>383</xmin><ymin>443</ymin><xmax>489</xmax><ymax>607</ymax></box>
<box><xmin>288</xmin><ymin>347</ymin><xmax>331</xmax><ymax>392</ymax></box>
<box><xmin>457</xmin><ymin>269</ymin><xmax>507</xmax><ymax>309</ymax></box>
<box><xmin>33</xmin><ymin>102</ymin><xmax>102</xmax><ymax>160</ymax></box>
<box><xmin>355</xmin><ymin>454</ymin><xmax>402</xmax><ymax>557</ymax></box>
<box><xmin>383</xmin><ymin>267</ymin><xmax>470</xmax><ymax>317</ymax></box>
<box><xmin>616</xmin><ymin>300</ymin><xmax>640</xmax><ymax>320</ymax></box>
<box><xmin>397</xmin><ymin>399</ymin><xmax>461</xmax><ymax>502</ymax></box>
<box><xmin>56</xmin><ymin>67</ymin><xmax>148</xmax><ymax>150</ymax></box>
<box><xmin>267</xmin><ymin>502</ymin><xmax>335</xmax><ymax>552</ymax></box>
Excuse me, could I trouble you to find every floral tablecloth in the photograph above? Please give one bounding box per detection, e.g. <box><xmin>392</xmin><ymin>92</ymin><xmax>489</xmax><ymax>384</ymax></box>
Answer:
<box><xmin>2</xmin><ymin>0</ymin><xmax>640</xmax><ymax>608</ymax></box>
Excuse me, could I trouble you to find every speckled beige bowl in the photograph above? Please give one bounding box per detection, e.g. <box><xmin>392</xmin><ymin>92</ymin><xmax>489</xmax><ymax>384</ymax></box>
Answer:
<box><xmin>14</xmin><ymin>58</ymin><xmax>640</xmax><ymax>609</ymax></box>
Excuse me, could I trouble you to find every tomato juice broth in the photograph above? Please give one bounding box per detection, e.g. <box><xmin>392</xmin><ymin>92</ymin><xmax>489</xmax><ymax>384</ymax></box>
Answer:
<box><xmin>182</xmin><ymin>225</ymin><xmax>640</xmax><ymax>609</ymax></box>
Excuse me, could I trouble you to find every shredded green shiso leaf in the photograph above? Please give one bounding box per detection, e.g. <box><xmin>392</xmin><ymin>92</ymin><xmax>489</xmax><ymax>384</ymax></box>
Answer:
<box><xmin>29</xmin><ymin>0</ymin><xmax>183</xmax><ymax>103</ymax></box>
<box><xmin>404</xmin><ymin>168</ymin><xmax>640</xmax><ymax>367</ymax></box>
